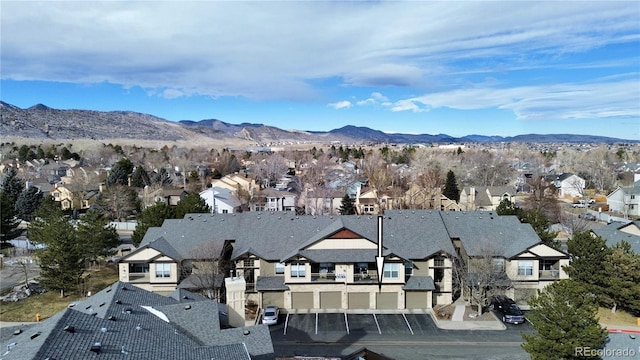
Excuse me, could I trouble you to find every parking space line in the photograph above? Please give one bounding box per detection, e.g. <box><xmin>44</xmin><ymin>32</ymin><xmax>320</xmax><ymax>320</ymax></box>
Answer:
<box><xmin>402</xmin><ymin>313</ymin><xmax>414</xmax><ymax>335</ymax></box>
<box><xmin>373</xmin><ymin>313</ymin><xmax>381</xmax><ymax>334</ymax></box>
<box><xmin>283</xmin><ymin>313</ymin><xmax>290</xmax><ymax>335</ymax></box>
<box><xmin>315</xmin><ymin>312</ymin><xmax>318</xmax><ymax>335</ymax></box>
<box><xmin>344</xmin><ymin>312</ymin><xmax>350</xmax><ymax>334</ymax></box>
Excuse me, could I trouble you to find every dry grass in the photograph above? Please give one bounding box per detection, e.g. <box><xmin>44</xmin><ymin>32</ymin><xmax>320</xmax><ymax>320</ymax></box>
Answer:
<box><xmin>0</xmin><ymin>263</ymin><xmax>119</xmax><ymax>322</ymax></box>
<box><xmin>597</xmin><ymin>307</ymin><xmax>639</xmax><ymax>327</ymax></box>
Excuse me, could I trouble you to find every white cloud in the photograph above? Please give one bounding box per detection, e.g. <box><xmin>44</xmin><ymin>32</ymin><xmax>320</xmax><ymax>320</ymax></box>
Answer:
<box><xmin>328</xmin><ymin>100</ymin><xmax>352</xmax><ymax>110</ymax></box>
<box><xmin>392</xmin><ymin>77</ymin><xmax>640</xmax><ymax>120</ymax></box>
<box><xmin>0</xmin><ymin>0</ymin><xmax>638</xmax><ymax>117</ymax></box>
<box><xmin>161</xmin><ymin>89</ymin><xmax>185</xmax><ymax>99</ymax></box>
<box><xmin>357</xmin><ymin>92</ymin><xmax>389</xmax><ymax>106</ymax></box>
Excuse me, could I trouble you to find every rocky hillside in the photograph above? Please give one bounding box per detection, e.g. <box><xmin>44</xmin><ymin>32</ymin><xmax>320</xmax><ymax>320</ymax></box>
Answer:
<box><xmin>0</xmin><ymin>102</ymin><xmax>634</xmax><ymax>144</ymax></box>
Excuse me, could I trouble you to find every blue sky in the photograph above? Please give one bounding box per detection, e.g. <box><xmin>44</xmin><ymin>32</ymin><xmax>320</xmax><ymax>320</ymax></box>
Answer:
<box><xmin>1</xmin><ymin>1</ymin><xmax>639</xmax><ymax>140</ymax></box>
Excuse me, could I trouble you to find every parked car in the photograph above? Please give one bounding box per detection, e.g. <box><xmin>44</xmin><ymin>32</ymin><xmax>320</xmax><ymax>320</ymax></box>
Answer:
<box><xmin>490</xmin><ymin>295</ymin><xmax>525</xmax><ymax>325</ymax></box>
<box><xmin>262</xmin><ymin>305</ymin><xmax>280</xmax><ymax>325</ymax></box>
<box><xmin>571</xmin><ymin>202</ymin><xmax>586</xmax><ymax>208</ymax></box>
<box><xmin>578</xmin><ymin>212</ymin><xmax>596</xmax><ymax>221</ymax></box>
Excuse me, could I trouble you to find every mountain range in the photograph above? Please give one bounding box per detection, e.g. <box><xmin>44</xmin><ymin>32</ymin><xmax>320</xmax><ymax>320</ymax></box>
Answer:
<box><xmin>0</xmin><ymin>101</ymin><xmax>635</xmax><ymax>144</ymax></box>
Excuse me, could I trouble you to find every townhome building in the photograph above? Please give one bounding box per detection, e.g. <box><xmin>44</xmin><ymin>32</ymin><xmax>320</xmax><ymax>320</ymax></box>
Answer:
<box><xmin>118</xmin><ymin>210</ymin><xmax>568</xmax><ymax>313</ymax></box>
<box><xmin>459</xmin><ymin>186</ymin><xmax>516</xmax><ymax>211</ymax></box>
<box><xmin>607</xmin><ymin>180</ymin><xmax>640</xmax><ymax>218</ymax></box>
<box><xmin>0</xmin><ymin>281</ymin><xmax>274</xmax><ymax>360</ymax></box>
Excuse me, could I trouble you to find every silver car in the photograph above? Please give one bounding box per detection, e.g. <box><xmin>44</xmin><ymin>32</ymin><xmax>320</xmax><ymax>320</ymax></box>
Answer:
<box><xmin>262</xmin><ymin>306</ymin><xmax>279</xmax><ymax>325</ymax></box>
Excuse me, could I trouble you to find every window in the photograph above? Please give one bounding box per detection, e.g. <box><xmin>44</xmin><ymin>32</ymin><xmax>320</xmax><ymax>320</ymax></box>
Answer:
<box><xmin>404</xmin><ymin>261</ymin><xmax>413</xmax><ymax>276</ymax></box>
<box><xmin>155</xmin><ymin>263</ymin><xmax>170</xmax><ymax>278</ymax></box>
<box><xmin>129</xmin><ymin>263</ymin><xmax>149</xmax><ymax>273</ymax></box>
<box><xmin>518</xmin><ymin>261</ymin><xmax>533</xmax><ymax>276</ymax></box>
<box><xmin>493</xmin><ymin>258</ymin><xmax>505</xmax><ymax>272</ymax></box>
<box><xmin>319</xmin><ymin>263</ymin><xmax>335</xmax><ymax>274</ymax></box>
<box><xmin>290</xmin><ymin>263</ymin><xmax>306</xmax><ymax>278</ymax></box>
<box><xmin>275</xmin><ymin>262</ymin><xmax>285</xmax><ymax>275</ymax></box>
<box><xmin>222</xmin><ymin>209</ymin><xmax>228</xmax><ymax>214</ymax></box>
<box><xmin>243</xmin><ymin>259</ymin><xmax>255</xmax><ymax>268</ymax></box>
<box><xmin>434</xmin><ymin>258</ymin><xmax>445</xmax><ymax>267</ymax></box>
<box><xmin>255</xmin><ymin>204</ymin><xmax>265</xmax><ymax>211</ymax></box>
<box><xmin>362</xmin><ymin>204</ymin><xmax>375</xmax><ymax>213</ymax></box>
<box><xmin>383</xmin><ymin>263</ymin><xmax>399</xmax><ymax>279</ymax></box>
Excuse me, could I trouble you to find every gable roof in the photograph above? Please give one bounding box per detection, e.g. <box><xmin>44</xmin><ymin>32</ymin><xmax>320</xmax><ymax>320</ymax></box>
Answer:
<box><xmin>0</xmin><ymin>281</ymin><xmax>273</xmax><ymax>360</ymax></box>
<box><xmin>439</xmin><ymin>211</ymin><xmax>543</xmax><ymax>259</ymax></box>
<box><xmin>592</xmin><ymin>221</ymin><xmax>640</xmax><ymax>254</ymax></box>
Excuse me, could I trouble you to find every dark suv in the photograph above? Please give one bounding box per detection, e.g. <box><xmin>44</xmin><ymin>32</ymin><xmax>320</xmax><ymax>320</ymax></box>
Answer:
<box><xmin>490</xmin><ymin>295</ymin><xmax>525</xmax><ymax>325</ymax></box>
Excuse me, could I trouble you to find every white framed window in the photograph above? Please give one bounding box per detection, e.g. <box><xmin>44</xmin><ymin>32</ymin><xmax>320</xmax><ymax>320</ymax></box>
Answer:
<box><xmin>275</xmin><ymin>262</ymin><xmax>285</xmax><ymax>275</ymax></box>
<box><xmin>290</xmin><ymin>263</ymin><xmax>306</xmax><ymax>278</ymax></box>
<box><xmin>155</xmin><ymin>263</ymin><xmax>171</xmax><ymax>278</ymax></box>
<box><xmin>518</xmin><ymin>261</ymin><xmax>533</xmax><ymax>276</ymax></box>
<box><xmin>493</xmin><ymin>258</ymin><xmax>505</xmax><ymax>272</ymax></box>
<box><xmin>362</xmin><ymin>204</ymin><xmax>375</xmax><ymax>213</ymax></box>
<box><xmin>383</xmin><ymin>263</ymin><xmax>399</xmax><ymax>279</ymax></box>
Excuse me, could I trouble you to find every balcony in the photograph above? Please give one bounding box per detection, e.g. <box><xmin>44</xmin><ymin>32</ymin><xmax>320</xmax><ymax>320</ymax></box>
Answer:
<box><xmin>538</xmin><ymin>269</ymin><xmax>560</xmax><ymax>279</ymax></box>
<box><xmin>311</xmin><ymin>272</ymin><xmax>337</xmax><ymax>282</ymax></box>
<box><xmin>354</xmin><ymin>270</ymin><xmax>378</xmax><ymax>283</ymax></box>
<box><xmin>128</xmin><ymin>273</ymin><xmax>149</xmax><ymax>283</ymax></box>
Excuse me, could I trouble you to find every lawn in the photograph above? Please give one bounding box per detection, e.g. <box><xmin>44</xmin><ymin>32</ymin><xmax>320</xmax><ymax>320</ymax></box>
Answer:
<box><xmin>598</xmin><ymin>307</ymin><xmax>639</xmax><ymax>327</ymax></box>
<box><xmin>0</xmin><ymin>263</ymin><xmax>119</xmax><ymax>322</ymax></box>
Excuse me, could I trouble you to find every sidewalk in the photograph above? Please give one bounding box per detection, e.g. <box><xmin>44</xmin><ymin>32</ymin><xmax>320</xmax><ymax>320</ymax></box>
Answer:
<box><xmin>602</xmin><ymin>323</ymin><xmax>640</xmax><ymax>334</ymax></box>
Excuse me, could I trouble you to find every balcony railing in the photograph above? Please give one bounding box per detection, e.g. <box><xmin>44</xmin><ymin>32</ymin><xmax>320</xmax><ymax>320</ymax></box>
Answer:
<box><xmin>311</xmin><ymin>272</ymin><xmax>337</xmax><ymax>282</ymax></box>
<box><xmin>539</xmin><ymin>269</ymin><xmax>560</xmax><ymax>279</ymax></box>
<box><xmin>128</xmin><ymin>273</ymin><xmax>149</xmax><ymax>283</ymax></box>
<box><xmin>354</xmin><ymin>271</ymin><xmax>378</xmax><ymax>283</ymax></box>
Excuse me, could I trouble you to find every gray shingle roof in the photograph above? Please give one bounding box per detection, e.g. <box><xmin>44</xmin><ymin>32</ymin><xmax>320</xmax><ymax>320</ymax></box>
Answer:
<box><xmin>0</xmin><ymin>282</ymin><xmax>273</xmax><ymax>360</ymax></box>
<box><xmin>137</xmin><ymin>210</ymin><xmax>543</xmax><ymax>270</ymax></box>
<box><xmin>439</xmin><ymin>211</ymin><xmax>541</xmax><ymax>258</ymax></box>
<box><xmin>592</xmin><ymin>221</ymin><xmax>640</xmax><ymax>254</ymax></box>
<box><xmin>256</xmin><ymin>276</ymin><xmax>289</xmax><ymax>291</ymax></box>
<box><xmin>403</xmin><ymin>276</ymin><xmax>435</xmax><ymax>291</ymax></box>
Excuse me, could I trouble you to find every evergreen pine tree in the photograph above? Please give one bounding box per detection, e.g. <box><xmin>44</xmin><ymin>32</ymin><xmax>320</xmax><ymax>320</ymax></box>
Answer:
<box><xmin>131</xmin><ymin>201</ymin><xmax>174</xmax><ymax>246</ymax></box>
<box><xmin>522</xmin><ymin>279</ymin><xmax>607</xmax><ymax>359</ymax></box>
<box><xmin>15</xmin><ymin>186</ymin><xmax>43</xmax><ymax>221</ymax></box>
<box><xmin>174</xmin><ymin>192</ymin><xmax>211</xmax><ymax>219</ymax></box>
<box><xmin>0</xmin><ymin>191</ymin><xmax>22</xmax><ymax>243</ymax></box>
<box><xmin>76</xmin><ymin>210</ymin><xmax>120</xmax><ymax>263</ymax></box>
<box><xmin>1</xmin><ymin>167</ymin><xmax>25</xmax><ymax>204</ymax></box>
<box><xmin>564</xmin><ymin>231</ymin><xmax>611</xmax><ymax>305</ymax></box>
<box><xmin>443</xmin><ymin>170</ymin><xmax>460</xmax><ymax>202</ymax></box>
<box><xmin>338</xmin><ymin>194</ymin><xmax>356</xmax><ymax>215</ymax></box>
<box><xmin>29</xmin><ymin>202</ymin><xmax>84</xmax><ymax>297</ymax></box>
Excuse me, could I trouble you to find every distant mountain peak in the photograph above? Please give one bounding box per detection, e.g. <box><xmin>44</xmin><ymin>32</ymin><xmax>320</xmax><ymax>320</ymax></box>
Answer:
<box><xmin>28</xmin><ymin>103</ymin><xmax>53</xmax><ymax>111</ymax></box>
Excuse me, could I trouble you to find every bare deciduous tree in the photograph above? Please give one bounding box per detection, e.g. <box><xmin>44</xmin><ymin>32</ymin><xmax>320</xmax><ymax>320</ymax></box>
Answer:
<box><xmin>181</xmin><ymin>242</ymin><xmax>231</xmax><ymax>300</ymax></box>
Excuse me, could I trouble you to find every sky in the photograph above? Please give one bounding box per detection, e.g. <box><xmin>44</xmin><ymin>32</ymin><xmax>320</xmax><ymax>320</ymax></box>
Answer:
<box><xmin>1</xmin><ymin>1</ymin><xmax>639</xmax><ymax>140</ymax></box>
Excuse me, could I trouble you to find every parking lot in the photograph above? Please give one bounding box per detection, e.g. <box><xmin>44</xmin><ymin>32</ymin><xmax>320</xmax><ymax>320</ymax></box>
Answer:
<box><xmin>280</xmin><ymin>312</ymin><xmax>437</xmax><ymax>336</ymax></box>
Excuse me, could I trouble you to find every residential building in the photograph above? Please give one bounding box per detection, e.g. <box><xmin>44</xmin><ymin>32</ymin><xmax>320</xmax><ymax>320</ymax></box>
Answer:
<box><xmin>200</xmin><ymin>186</ymin><xmax>244</xmax><ymax>214</ymax></box>
<box><xmin>606</xmin><ymin>180</ymin><xmax>640</xmax><ymax>218</ymax></box>
<box><xmin>118</xmin><ymin>210</ymin><xmax>568</xmax><ymax>312</ymax></box>
<box><xmin>459</xmin><ymin>186</ymin><xmax>516</xmax><ymax>211</ymax></box>
<box><xmin>553</xmin><ymin>173</ymin><xmax>585</xmax><ymax>199</ymax></box>
<box><xmin>251</xmin><ymin>188</ymin><xmax>296</xmax><ymax>212</ymax></box>
<box><xmin>50</xmin><ymin>183</ymin><xmax>100</xmax><ymax>210</ymax></box>
<box><xmin>0</xmin><ymin>281</ymin><xmax>274</xmax><ymax>360</ymax></box>
<box><xmin>211</xmin><ymin>173</ymin><xmax>257</xmax><ymax>196</ymax></box>
<box><xmin>592</xmin><ymin>220</ymin><xmax>640</xmax><ymax>254</ymax></box>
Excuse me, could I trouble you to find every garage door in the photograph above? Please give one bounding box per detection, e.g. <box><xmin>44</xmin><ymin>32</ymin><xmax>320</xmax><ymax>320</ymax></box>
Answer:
<box><xmin>348</xmin><ymin>292</ymin><xmax>370</xmax><ymax>309</ymax></box>
<box><xmin>320</xmin><ymin>292</ymin><xmax>341</xmax><ymax>309</ymax></box>
<box><xmin>376</xmin><ymin>292</ymin><xmax>397</xmax><ymax>309</ymax></box>
<box><xmin>291</xmin><ymin>292</ymin><xmax>314</xmax><ymax>309</ymax></box>
<box><xmin>406</xmin><ymin>292</ymin><xmax>429</xmax><ymax>309</ymax></box>
<box><xmin>262</xmin><ymin>292</ymin><xmax>284</xmax><ymax>309</ymax></box>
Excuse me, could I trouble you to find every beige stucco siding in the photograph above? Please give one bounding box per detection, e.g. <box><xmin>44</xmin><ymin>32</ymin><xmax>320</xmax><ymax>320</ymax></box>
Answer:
<box><xmin>528</xmin><ymin>244</ymin><xmax>566</xmax><ymax>257</ymax></box>
<box><xmin>126</xmin><ymin>248</ymin><xmax>162</xmax><ymax>261</ymax></box>
<box><xmin>306</xmin><ymin>238</ymin><xmax>377</xmax><ymax>250</ymax></box>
